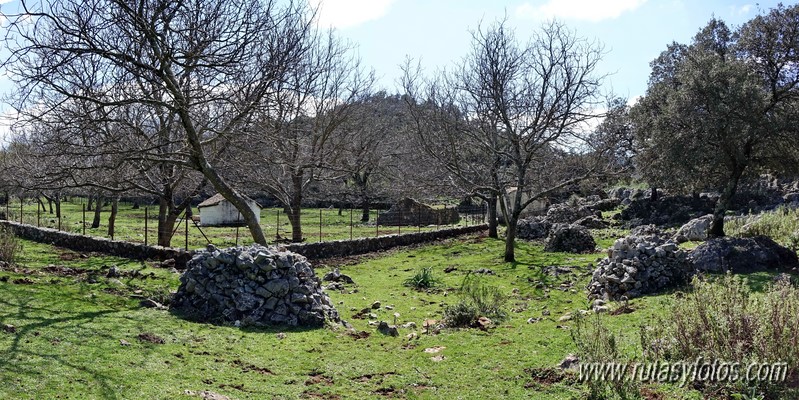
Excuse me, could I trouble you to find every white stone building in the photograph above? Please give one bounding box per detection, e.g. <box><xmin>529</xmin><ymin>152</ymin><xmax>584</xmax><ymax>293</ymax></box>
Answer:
<box><xmin>197</xmin><ymin>193</ymin><xmax>261</xmax><ymax>227</ymax></box>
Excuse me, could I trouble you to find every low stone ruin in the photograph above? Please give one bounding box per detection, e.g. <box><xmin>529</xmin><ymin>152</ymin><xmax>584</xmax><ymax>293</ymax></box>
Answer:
<box><xmin>588</xmin><ymin>233</ymin><xmax>691</xmax><ymax>300</ymax></box>
<box><xmin>171</xmin><ymin>245</ymin><xmax>340</xmax><ymax>328</ymax></box>
<box><xmin>376</xmin><ymin>198</ymin><xmax>460</xmax><ymax>226</ymax></box>
<box><xmin>544</xmin><ymin>203</ymin><xmax>597</xmax><ymax>224</ymax></box>
<box><xmin>545</xmin><ymin>224</ymin><xmax>596</xmax><ymax>253</ymax></box>
<box><xmin>690</xmin><ymin>236</ymin><xmax>799</xmax><ymax>274</ymax></box>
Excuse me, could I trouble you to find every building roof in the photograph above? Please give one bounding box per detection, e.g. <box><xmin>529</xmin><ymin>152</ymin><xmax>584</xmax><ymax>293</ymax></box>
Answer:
<box><xmin>197</xmin><ymin>193</ymin><xmax>261</xmax><ymax>209</ymax></box>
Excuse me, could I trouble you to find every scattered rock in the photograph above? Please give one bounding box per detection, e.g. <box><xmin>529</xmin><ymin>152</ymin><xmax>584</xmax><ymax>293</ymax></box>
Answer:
<box><xmin>183</xmin><ymin>390</ymin><xmax>231</xmax><ymax>400</ymax></box>
<box><xmin>559</xmin><ymin>354</ymin><xmax>580</xmax><ymax>369</ymax></box>
<box><xmin>371</xmin><ymin>301</ymin><xmax>381</xmax><ymax>309</ymax></box>
<box><xmin>558</xmin><ymin>314</ymin><xmax>573</xmax><ymax>322</ymax></box>
<box><xmin>322</xmin><ymin>268</ymin><xmax>354</xmax><ymax>284</ymax></box>
<box><xmin>105</xmin><ymin>266</ymin><xmax>120</xmax><ymax>278</ymax></box>
<box><xmin>424</xmin><ymin>346</ymin><xmax>446</xmax><ymax>353</ymax></box>
<box><xmin>377</xmin><ymin>321</ymin><xmax>398</xmax><ymax>337</ymax></box>
<box><xmin>140</xmin><ymin>299</ymin><xmax>167</xmax><ymax>310</ymax></box>
<box><xmin>476</xmin><ymin>316</ymin><xmax>492</xmax><ymax>330</ymax></box>
<box><xmin>120</xmin><ymin>339</ymin><xmax>131</xmax><ymax>346</ymax></box>
<box><xmin>473</xmin><ymin>268</ymin><xmax>495</xmax><ymax>275</ymax></box>
<box><xmin>3</xmin><ymin>324</ymin><xmax>16</xmax><ymax>333</ymax></box>
<box><xmin>443</xmin><ymin>266</ymin><xmax>457</xmax><ymax>273</ymax></box>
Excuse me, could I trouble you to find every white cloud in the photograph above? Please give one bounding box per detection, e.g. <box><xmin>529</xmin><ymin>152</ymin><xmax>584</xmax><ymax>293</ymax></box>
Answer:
<box><xmin>515</xmin><ymin>0</ymin><xmax>647</xmax><ymax>22</ymax></box>
<box><xmin>0</xmin><ymin>0</ymin><xmax>16</xmax><ymax>4</ymax></box>
<box><xmin>732</xmin><ymin>4</ymin><xmax>753</xmax><ymax>15</ymax></box>
<box><xmin>309</xmin><ymin>0</ymin><xmax>395</xmax><ymax>29</ymax></box>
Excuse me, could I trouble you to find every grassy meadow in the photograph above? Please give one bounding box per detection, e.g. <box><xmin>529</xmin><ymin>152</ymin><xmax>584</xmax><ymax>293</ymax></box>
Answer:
<box><xmin>0</xmin><ymin>228</ymin><xmax>761</xmax><ymax>400</ymax></box>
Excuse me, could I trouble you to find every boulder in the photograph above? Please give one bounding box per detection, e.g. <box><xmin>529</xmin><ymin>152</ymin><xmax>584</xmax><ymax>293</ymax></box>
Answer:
<box><xmin>517</xmin><ymin>218</ymin><xmax>551</xmax><ymax>240</ymax></box>
<box><xmin>674</xmin><ymin>214</ymin><xmax>713</xmax><ymax>242</ymax></box>
<box><xmin>544</xmin><ymin>224</ymin><xmax>596</xmax><ymax>253</ymax></box>
<box><xmin>690</xmin><ymin>236</ymin><xmax>799</xmax><ymax>274</ymax></box>
<box><xmin>171</xmin><ymin>244</ymin><xmax>340</xmax><ymax>328</ymax></box>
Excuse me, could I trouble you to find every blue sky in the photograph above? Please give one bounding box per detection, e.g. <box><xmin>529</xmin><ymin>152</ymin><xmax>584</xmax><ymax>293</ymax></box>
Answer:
<box><xmin>0</xmin><ymin>0</ymin><xmax>788</xmax><ymax>142</ymax></box>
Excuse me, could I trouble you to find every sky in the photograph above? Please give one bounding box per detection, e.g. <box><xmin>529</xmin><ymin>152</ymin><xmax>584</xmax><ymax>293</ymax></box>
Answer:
<box><xmin>0</xmin><ymin>0</ymin><xmax>788</xmax><ymax>143</ymax></box>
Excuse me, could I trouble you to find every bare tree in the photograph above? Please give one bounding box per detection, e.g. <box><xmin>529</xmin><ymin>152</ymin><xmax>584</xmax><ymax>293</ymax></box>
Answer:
<box><xmin>230</xmin><ymin>29</ymin><xmax>372</xmax><ymax>242</ymax></box>
<box><xmin>1</xmin><ymin>0</ymin><xmax>317</xmax><ymax>245</ymax></box>
<box><xmin>404</xmin><ymin>19</ymin><xmax>611</xmax><ymax>262</ymax></box>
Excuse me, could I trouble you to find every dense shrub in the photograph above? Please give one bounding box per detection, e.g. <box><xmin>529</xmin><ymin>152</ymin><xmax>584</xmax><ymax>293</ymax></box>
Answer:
<box><xmin>641</xmin><ymin>274</ymin><xmax>799</xmax><ymax>398</ymax></box>
<box><xmin>0</xmin><ymin>226</ymin><xmax>21</xmax><ymax>264</ymax></box>
<box><xmin>726</xmin><ymin>206</ymin><xmax>799</xmax><ymax>249</ymax></box>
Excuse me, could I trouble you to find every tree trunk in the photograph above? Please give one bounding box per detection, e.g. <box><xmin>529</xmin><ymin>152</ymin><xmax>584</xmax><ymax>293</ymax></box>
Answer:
<box><xmin>54</xmin><ymin>192</ymin><xmax>61</xmax><ymax>219</ymax></box>
<box><xmin>91</xmin><ymin>195</ymin><xmax>103</xmax><ymax>228</ymax></box>
<box><xmin>650</xmin><ymin>187</ymin><xmax>658</xmax><ymax>202</ymax></box>
<box><xmin>87</xmin><ymin>195</ymin><xmax>94</xmax><ymax>211</ymax></box>
<box><xmin>47</xmin><ymin>197</ymin><xmax>53</xmax><ymax>214</ymax></box>
<box><xmin>132</xmin><ymin>201</ymin><xmax>140</xmax><ymax>210</ymax></box>
<box><xmin>503</xmin><ymin>212</ymin><xmax>519</xmax><ymax>262</ymax></box>
<box><xmin>487</xmin><ymin>194</ymin><xmax>498</xmax><ymax>239</ymax></box>
<box><xmin>708</xmin><ymin>167</ymin><xmax>745</xmax><ymax>237</ymax></box>
<box><xmin>361</xmin><ymin>197</ymin><xmax>370</xmax><ymax>222</ymax></box>
<box><xmin>288</xmin><ymin>174</ymin><xmax>304</xmax><ymax>242</ymax></box>
<box><xmin>108</xmin><ymin>196</ymin><xmax>119</xmax><ymax>238</ymax></box>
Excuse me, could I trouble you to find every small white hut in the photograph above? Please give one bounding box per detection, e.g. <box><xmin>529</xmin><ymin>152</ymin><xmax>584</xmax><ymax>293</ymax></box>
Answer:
<box><xmin>197</xmin><ymin>193</ymin><xmax>261</xmax><ymax>227</ymax></box>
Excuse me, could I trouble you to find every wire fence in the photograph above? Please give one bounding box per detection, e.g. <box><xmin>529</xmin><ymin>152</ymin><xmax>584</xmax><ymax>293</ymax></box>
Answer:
<box><xmin>1</xmin><ymin>198</ymin><xmax>488</xmax><ymax>250</ymax></box>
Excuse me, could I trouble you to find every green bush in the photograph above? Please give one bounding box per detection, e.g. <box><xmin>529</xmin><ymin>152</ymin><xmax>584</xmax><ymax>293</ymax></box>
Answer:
<box><xmin>443</xmin><ymin>273</ymin><xmax>507</xmax><ymax>328</ymax></box>
<box><xmin>403</xmin><ymin>267</ymin><xmax>440</xmax><ymax>290</ymax></box>
<box><xmin>726</xmin><ymin>206</ymin><xmax>799</xmax><ymax>248</ymax></box>
<box><xmin>571</xmin><ymin>313</ymin><xmax>640</xmax><ymax>400</ymax></box>
<box><xmin>641</xmin><ymin>274</ymin><xmax>799</xmax><ymax>398</ymax></box>
<box><xmin>0</xmin><ymin>226</ymin><xmax>21</xmax><ymax>264</ymax></box>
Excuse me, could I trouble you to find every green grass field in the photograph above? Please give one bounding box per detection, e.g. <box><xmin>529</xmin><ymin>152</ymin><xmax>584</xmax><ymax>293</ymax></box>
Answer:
<box><xmin>6</xmin><ymin>198</ymin><xmax>479</xmax><ymax>249</ymax></box>
<box><xmin>0</xmin><ymin>229</ymin><xmax>751</xmax><ymax>399</ymax></box>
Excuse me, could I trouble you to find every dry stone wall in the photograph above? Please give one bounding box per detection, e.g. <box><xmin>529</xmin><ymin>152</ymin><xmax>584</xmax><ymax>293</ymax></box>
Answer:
<box><xmin>1</xmin><ymin>220</ymin><xmax>487</xmax><ymax>265</ymax></box>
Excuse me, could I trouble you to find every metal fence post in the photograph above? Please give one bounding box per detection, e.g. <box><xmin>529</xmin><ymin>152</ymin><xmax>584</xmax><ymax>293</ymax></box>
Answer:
<box><xmin>349</xmin><ymin>208</ymin><xmax>353</xmax><ymax>240</ymax></box>
<box><xmin>37</xmin><ymin>204</ymin><xmax>40</xmax><ymax>227</ymax></box>
<box><xmin>375</xmin><ymin>209</ymin><xmax>379</xmax><ymax>237</ymax></box>
<box><xmin>235</xmin><ymin>212</ymin><xmax>240</xmax><ymax>246</ymax></box>
<box><xmin>19</xmin><ymin>198</ymin><xmax>23</xmax><ymax>224</ymax></box>
<box><xmin>83</xmin><ymin>204</ymin><xmax>86</xmax><ymax>235</ymax></box>
<box><xmin>144</xmin><ymin>207</ymin><xmax>148</xmax><ymax>246</ymax></box>
<box><xmin>275</xmin><ymin>209</ymin><xmax>280</xmax><ymax>240</ymax></box>
<box><xmin>185</xmin><ymin>211</ymin><xmax>189</xmax><ymax>251</ymax></box>
<box><xmin>398</xmin><ymin>207</ymin><xmax>402</xmax><ymax>235</ymax></box>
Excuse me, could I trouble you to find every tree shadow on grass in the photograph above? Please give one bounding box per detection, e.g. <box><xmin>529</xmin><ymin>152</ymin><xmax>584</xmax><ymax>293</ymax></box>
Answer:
<box><xmin>0</xmin><ymin>288</ymin><xmax>142</xmax><ymax>400</ymax></box>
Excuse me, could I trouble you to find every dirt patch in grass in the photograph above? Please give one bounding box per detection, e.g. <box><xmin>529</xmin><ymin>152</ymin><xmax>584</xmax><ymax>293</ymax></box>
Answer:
<box><xmin>610</xmin><ymin>304</ymin><xmax>636</xmax><ymax>316</ymax></box>
<box><xmin>12</xmin><ymin>277</ymin><xmax>34</xmax><ymax>284</ymax></box>
<box><xmin>373</xmin><ymin>387</ymin><xmax>402</xmax><ymax>397</ymax></box>
<box><xmin>345</xmin><ymin>330</ymin><xmax>370</xmax><ymax>340</ymax></box>
<box><xmin>523</xmin><ymin>367</ymin><xmax>576</xmax><ymax>387</ymax></box>
<box><xmin>640</xmin><ymin>386</ymin><xmax>666</xmax><ymax>400</ymax></box>
<box><xmin>352</xmin><ymin>372</ymin><xmax>395</xmax><ymax>383</ymax></box>
<box><xmin>301</xmin><ymin>391</ymin><xmax>341</xmax><ymax>399</ymax></box>
<box><xmin>137</xmin><ymin>332</ymin><xmax>165</xmax><ymax>344</ymax></box>
<box><xmin>231</xmin><ymin>359</ymin><xmax>274</xmax><ymax>375</ymax></box>
<box><xmin>42</xmin><ymin>265</ymin><xmax>88</xmax><ymax>276</ymax></box>
<box><xmin>305</xmin><ymin>372</ymin><xmax>333</xmax><ymax>386</ymax></box>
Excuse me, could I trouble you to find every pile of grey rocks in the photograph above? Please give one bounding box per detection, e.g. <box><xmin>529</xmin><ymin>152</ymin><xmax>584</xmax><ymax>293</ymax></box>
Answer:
<box><xmin>545</xmin><ymin>224</ymin><xmax>597</xmax><ymax>253</ymax></box>
<box><xmin>588</xmin><ymin>232</ymin><xmax>691</xmax><ymax>300</ymax></box>
<box><xmin>171</xmin><ymin>244</ymin><xmax>339</xmax><ymax>328</ymax></box>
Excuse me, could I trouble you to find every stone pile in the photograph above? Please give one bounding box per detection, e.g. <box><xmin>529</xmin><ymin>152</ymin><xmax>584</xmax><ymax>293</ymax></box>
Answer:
<box><xmin>544</xmin><ymin>224</ymin><xmax>596</xmax><ymax>253</ymax></box>
<box><xmin>588</xmin><ymin>233</ymin><xmax>691</xmax><ymax>300</ymax></box>
<box><xmin>674</xmin><ymin>214</ymin><xmax>713</xmax><ymax>243</ymax></box>
<box><xmin>545</xmin><ymin>203</ymin><xmax>596</xmax><ymax>224</ymax></box>
<box><xmin>171</xmin><ymin>244</ymin><xmax>339</xmax><ymax>328</ymax></box>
